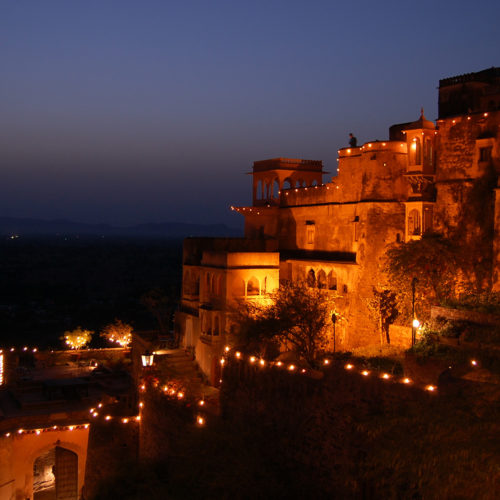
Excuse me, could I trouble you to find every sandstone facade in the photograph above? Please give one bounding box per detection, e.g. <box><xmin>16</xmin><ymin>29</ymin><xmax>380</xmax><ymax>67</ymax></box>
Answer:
<box><xmin>176</xmin><ymin>68</ymin><xmax>500</xmax><ymax>384</ymax></box>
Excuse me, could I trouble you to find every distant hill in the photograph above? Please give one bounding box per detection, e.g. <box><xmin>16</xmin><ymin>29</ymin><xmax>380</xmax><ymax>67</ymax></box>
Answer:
<box><xmin>0</xmin><ymin>217</ymin><xmax>242</xmax><ymax>238</ymax></box>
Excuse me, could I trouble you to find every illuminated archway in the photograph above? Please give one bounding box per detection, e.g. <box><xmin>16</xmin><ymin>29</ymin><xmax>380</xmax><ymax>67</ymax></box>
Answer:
<box><xmin>317</xmin><ymin>270</ymin><xmax>327</xmax><ymax>289</ymax></box>
<box><xmin>307</xmin><ymin>269</ymin><xmax>316</xmax><ymax>287</ymax></box>
<box><xmin>247</xmin><ymin>276</ymin><xmax>260</xmax><ymax>296</ymax></box>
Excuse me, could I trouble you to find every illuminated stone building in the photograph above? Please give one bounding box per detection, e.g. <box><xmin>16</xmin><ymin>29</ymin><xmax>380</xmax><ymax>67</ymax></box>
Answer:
<box><xmin>176</xmin><ymin>67</ymin><xmax>500</xmax><ymax>384</ymax></box>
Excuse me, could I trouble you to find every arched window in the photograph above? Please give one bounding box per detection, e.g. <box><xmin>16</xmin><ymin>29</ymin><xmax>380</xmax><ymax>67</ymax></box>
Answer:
<box><xmin>264</xmin><ymin>181</ymin><xmax>270</xmax><ymax>201</ymax></box>
<box><xmin>327</xmin><ymin>271</ymin><xmax>337</xmax><ymax>290</ymax></box>
<box><xmin>272</xmin><ymin>179</ymin><xmax>279</xmax><ymax>199</ymax></box>
<box><xmin>424</xmin><ymin>138</ymin><xmax>432</xmax><ymax>166</ymax></box>
<box><xmin>257</xmin><ymin>180</ymin><xmax>264</xmax><ymax>199</ymax></box>
<box><xmin>213</xmin><ymin>315</ymin><xmax>220</xmax><ymax>336</ymax></box>
<box><xmin>295</xmin><ymin>179</ymin><xmax>301</xmax><ymax>188</ymax></box>
<box><xmin>410</xmin><ymin>138</ymin><xmax>422</xmax><ymax>165</ymax></box>
<box><xmin>311</xmin><ymin>179</ymin><xmax>318</xmax><ymax>187</ymax></box>
<box><xmin>283</xmin><ymin>178</ymin><xmax>292</xmax><ymax>190</ymax></box>
<box><xmin>307</xmin><ymin>269</ymin><xmax>316</xmax><ymax>287</ymax></box>
<box><xmin>408</xmin><ymin>209</ymin><xmax>421</xmax><ymax>235</ymax></box>
<box><xmin>317</xmin><ymin>270</ymin><xmax>327</xmax><ymax>289</ymax></box>
<box><xmin>247</xmin><ymin>276</ymin><xmax>260</xmax><ymax>296</ymax></box>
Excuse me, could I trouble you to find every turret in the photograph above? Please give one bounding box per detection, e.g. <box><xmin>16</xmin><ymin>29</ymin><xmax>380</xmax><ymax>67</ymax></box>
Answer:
<box><xmin>402</xmin><ymin>110</ymin><xmax>437</xmax><ymax>241</ymax></box>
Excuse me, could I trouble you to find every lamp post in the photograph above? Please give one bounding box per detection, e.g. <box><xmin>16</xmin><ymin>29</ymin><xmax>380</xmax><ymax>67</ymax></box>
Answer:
<box><xmin>331</xmin><ymin>313</ymin><xmax>337</xmax><ymax>354</ymax></box>
<box><xmin>141</xmin><ymin>350</ymin><xmax>154</xmax><ymax>368</ymax></box>
<box><xmin>411</xmin><ymin>278</ymin><xmax>418</xmax><ymax>345</ymax></box>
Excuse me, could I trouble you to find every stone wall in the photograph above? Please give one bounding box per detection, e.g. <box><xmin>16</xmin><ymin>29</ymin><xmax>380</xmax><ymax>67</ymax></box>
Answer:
<box><xmin>83</xmin><ymin>420</ymin><xmax>139</xmax><ymax>499</ymax></box>
<box><xmin>220</xmin><ymin>358</ymin><xmax>499</xmax><ymax>498</ymax></box>
<box><xmin>388</xmin><ymin>324</ymin><xmax>412</xmax><ymax>347</ymax></box>
<box><xmin>431</xmin><ymin>305</ymin><xmax>500</xmax><ymax>326</ymax></box>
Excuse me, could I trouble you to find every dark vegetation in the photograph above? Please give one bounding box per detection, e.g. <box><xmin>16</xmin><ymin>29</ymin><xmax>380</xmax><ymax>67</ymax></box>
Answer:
<box><xmin>232</xmin><ymin>280</ymin><xmax>336</xmax><ymax>365</ymax></box>
<box><xmin>91</xmin><ymin>362</ymin><xmax>499</xmax><ymax>499</ymax></box>
<box><xmin>0</xmin><ymin>236</ymin><xmax>182</xmax><ymax>348</ymax></box>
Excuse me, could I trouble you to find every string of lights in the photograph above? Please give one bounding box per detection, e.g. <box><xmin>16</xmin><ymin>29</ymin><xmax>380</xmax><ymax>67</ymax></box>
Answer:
<box><xmin>219</xmin><ymin>346</ymin><xmax>481</xmax><ymax>394</ymax></box>
<box><xmin>3</xmin><ymin>423</ymin><xmax>90</xmax><ymax>439</ymax></box>
<box><xmin>138</xmin><ymin>380</ymin><xmax>208</xmax><ymax>427</ymax></box>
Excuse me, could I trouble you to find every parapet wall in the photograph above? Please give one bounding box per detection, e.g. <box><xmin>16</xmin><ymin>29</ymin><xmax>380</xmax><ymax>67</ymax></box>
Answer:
<box><xmin>220</xmin><ymin>358</ymin><xmax>499</xmax><ymax>498</ymax></box>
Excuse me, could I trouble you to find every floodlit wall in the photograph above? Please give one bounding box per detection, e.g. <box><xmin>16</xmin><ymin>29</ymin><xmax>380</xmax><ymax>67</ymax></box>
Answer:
<box><xmin>0</xmin><ymin>426</ymin><xmax>89</xmax><ymax>500</ymax></box>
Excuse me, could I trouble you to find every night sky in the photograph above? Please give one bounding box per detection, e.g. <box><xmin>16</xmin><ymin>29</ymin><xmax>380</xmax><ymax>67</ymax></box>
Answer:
<box><xmin>1</xmin><ymin>1</ymin><xmax>499</xmax><ymax>227</ymax></box>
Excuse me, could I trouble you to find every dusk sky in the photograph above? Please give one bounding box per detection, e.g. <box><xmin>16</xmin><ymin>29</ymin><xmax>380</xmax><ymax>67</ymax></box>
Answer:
<box><xmin>1</xmin><ymin>1</ymin><xmax>499</xmax><ymax>228</ymax></box>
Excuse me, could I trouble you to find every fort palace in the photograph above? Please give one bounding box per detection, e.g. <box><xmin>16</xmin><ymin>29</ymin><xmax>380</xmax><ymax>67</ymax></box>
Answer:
<box><xmin>176</xmin><ymin>67</ymin><xmax>500</xmax><ymax>384</ymax></box>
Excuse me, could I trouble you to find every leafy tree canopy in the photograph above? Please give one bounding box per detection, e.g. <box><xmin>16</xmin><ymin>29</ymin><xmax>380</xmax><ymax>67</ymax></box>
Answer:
<box><xmin>63</xmin><ymin>326</ymin><xmax>93</xmax><ymax>350</ymax></box>
<box><xmin>232</xmin><ymin>280</ymin><xmax>336</xmax><ymax>366</ymax></box>
<box><xmin>384</xmin><ymin>233</ymin><xmax>460</xmax><ymax>321</ymax></box>
<box><xmin>101</xmin><ymin>319</ymin><xmax>133</xmax><ymax>347</ymax></box>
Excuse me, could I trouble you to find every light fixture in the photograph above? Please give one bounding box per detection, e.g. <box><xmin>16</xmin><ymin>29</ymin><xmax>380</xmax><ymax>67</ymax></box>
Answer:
<box><xmin>141</xmin><ymin>350</ymin><xmax>154</xmax><ymax>367</ymax></box>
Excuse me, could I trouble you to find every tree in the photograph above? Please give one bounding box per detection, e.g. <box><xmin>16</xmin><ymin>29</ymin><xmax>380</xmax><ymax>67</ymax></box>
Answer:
<box><xmin>366</xmin><ymin>288</ymin><xmax>399</xmax><ymax>345</ymax></box>
<box><xmin>63</xmin><ymin>327</ymin><xmax>93</xmax><ymax>350</ymax></box>
<box><xmin>232</xmin><ymin>280</ymin><xmax>335</xmax><ymax>366</ymax></box>
<box><xmin>384</xmin><ymin>233</ymin><xmax>459</xmax><ymax>321</ymax></box>
<box><xmin>101</xmin><ymin>319</ymin><xmax>133</xmax><ymax>347</ymax></box>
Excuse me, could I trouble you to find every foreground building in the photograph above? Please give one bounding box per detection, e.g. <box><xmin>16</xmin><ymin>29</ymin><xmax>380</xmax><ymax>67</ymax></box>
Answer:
<box><xmin>176</xmin><ymin>67</ymin><xmax>500</xmax><ymax>384</ymax></box>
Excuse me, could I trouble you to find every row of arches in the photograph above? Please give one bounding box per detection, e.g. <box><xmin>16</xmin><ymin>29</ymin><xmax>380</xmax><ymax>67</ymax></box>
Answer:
<box><xmin>233</xmin><ymin>275</ymin><xmax>269</xmax><ymax>297</ymax></box>
<box><xmin>183</xmin><ymin>269</ymin><xmax>200</xmax><ymax>296</ymax></box>
<box><xmin>255</xmin><ymin>177</ymin><xmax>320</xmax><ymax>202</ymax></box>
<box><xmin>304</xmin><ymin>268</ymin><xmax>349</xmax><ymax>293</ymax></box>
<box><xmin>205</xmin><ymin>272</ymin><xmax>223</xmax><ymax>297</ymax></box>
<box><xmin>201</xmin><ymin>311</ymin><xmax>221</xmax><ymax>336</ymax></box>
<box><xmin>306</xmin><ymin>269</ymin><xmax>338</xmax><ymax>290</ymax></box>
<box><xmin>184</xmin><ymin>271</ymin><xmax>273</xmax><ymax>299</ymax></box>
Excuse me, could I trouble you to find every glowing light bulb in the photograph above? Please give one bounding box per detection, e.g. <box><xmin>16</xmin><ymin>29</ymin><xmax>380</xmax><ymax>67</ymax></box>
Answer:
<box><xmin>345</xmin><ymin>364</ymin><xmax>353</xmax><ymax>370</ymax></box>
<box><xmin>402</xmin><ymin>378</ymin><xmax>411</xmax><ymax>384</ymax></box>
<box><xmin>362</xmin><ymin>370</ymin><xmax>369</xmax><ymax>376</ymax></box>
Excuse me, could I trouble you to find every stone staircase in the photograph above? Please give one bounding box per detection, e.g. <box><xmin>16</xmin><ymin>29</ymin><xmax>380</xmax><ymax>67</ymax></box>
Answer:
<box><xmin>154</xmin><ymin>349</ymin><xmax>219</xmax><ymax>414</ymax></box>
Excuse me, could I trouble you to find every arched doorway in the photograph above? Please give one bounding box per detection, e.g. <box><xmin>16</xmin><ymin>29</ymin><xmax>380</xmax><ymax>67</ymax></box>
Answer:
<box><xmin>34</xmin><ymin>446</ymin><xmax>78</xmax><ymax>500</ymax></box>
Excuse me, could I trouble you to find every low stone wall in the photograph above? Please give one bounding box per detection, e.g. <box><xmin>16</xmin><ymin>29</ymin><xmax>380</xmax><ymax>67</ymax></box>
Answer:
<box><xmin>34</xmin><ymin>348</ymin><xmax>129</xmax><ymax>366</ymax></box>
<box><xmin>431</xmin><ymin>305</ymin><xmax>500</xmax><ymax>326</ymax></box>
<box><xmin>219</xmin><ymin>358</ymin><xmax>499</xmax><ymax>498</ymax></box>
<box><xmin>84</xmin><ymin>419</ymin><xmax>139</xmax><ymax>499</ymax></box>
<box><xmin>388</xmin><ymin>324</ymin><xmax>412</xmax><ymax>347</ymax></box>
